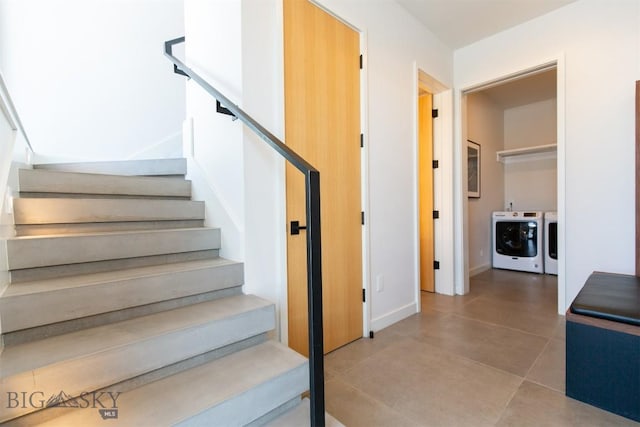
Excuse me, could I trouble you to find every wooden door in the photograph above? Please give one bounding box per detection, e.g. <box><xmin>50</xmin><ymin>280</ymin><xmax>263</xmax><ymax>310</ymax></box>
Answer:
<box><xmin>284</xmin><ymin>0</ymin><xmax>362</xmax><ymax>356</ymax></box>
<box><xmin>419</xmin><ymin>92</ymin><xmax>435</xmax><ymax>292</ymax></box>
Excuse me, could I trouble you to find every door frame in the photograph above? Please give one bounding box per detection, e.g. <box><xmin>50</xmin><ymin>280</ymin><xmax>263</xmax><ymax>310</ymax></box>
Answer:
<box><xmin>414</xmin><ymin>66</ymin><xmax>455</xmax><ymax>309</ymax></box>
<box><xmin>454</xmin><ymin>54</ymin><xmax>567</xmax><ymax>314</ymax></box>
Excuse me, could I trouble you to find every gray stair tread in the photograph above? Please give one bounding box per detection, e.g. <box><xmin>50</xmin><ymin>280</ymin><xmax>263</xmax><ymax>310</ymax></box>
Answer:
<box><xmin>18</xmin><ymin>168</ymin><xmax>191</xmax><ymax>197</ymax></box>
<box><xmin>33</xmin><ymin>158</ymin><xmax>187</xmax><ymax>176</ymax></box>
<box><xmin>6</xmin><ymin>227</ymin><xmax>220</xmax><ymax>270</ymax></box>
<box><xmin>13</xmin><ymin>198</ymin><xmax>205</xmax><ymax>224</ymax></box>
<box><xmin>265</xmin><ymin>398</ymin><xmax>345</xmax><ymax>427</ymax></box>
<box><xmin>1</xmin><ymin>257</ymin><xmax>242</xmax><ymax>332</ymax></box>
<box><xmin>0</xmin><ymin>294</ymin><xmax>271</xmax><ymax>378</ymax></box>
<box><xmin>15</xmin><ymin>219</ymin><xmax>205</xmax><ymax>236</ymax></box>
<box><xmin>38</xmin><ymin>341</ymin><xmax>308</xmax><ymax>427</ymax></box>
<box><xmin>2</xmin><ymin>258</ymin><xmax>239</xmax><ymax>296</ymax></box>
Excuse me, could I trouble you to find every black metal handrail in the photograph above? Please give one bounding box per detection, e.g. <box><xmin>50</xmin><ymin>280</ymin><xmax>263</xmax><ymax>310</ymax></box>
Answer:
<box><xmin>164</xmin><ymin>36</ymin><xmax>325</xmax><ymax>426</ymax></box>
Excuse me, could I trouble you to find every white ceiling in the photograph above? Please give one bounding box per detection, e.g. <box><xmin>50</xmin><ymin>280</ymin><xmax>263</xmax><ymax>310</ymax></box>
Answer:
<box><xmin>400</xmin><ymin>1</ymin><xmax>566</xmax><ymax>108</ymax></box>
<box><xmin>479</xmin><ymin>68</ymin><xmax>557</xmax><ymax>109</ymax></box>
<box><xmin>395</xmin><ymin>0</ymin><xmax>577</xmax><ymax>50</ymax></box>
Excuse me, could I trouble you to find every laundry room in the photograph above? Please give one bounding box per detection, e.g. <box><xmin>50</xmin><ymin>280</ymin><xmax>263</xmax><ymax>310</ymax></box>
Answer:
<box><xmin>465</xmin><ymin>68</ymin><xmax>558</xmax><ymax>278</ymax></box>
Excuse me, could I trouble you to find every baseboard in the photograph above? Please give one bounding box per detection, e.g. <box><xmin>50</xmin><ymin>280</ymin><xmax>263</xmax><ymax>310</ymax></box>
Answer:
<box><xmin>469</xmin><ymin>263</ymin><xmax>491</xmax><ymax>277</ymax></box>
<box><xmin>370</xmin><ymin>301</ymin><xmax>418</xmax><ymax>332</ymax></box>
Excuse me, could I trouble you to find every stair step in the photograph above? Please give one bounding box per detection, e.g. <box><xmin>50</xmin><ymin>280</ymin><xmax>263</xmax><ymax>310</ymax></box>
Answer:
<box><xmin>5</xmin><ymin>227</ymin><xmax>220</xmax><ymax>271</ymax></box>
<box><xmin>33</xmin><ymin>158</ymin><xmax>187</xmax><ymax>176</ymax></box>
<box><xmin>18</xmin><ymin>168</ymin><xmax>192</xmax><ymax>198</ymax></box>
<box><xmin>29</xmin><ymin>341</ymin><xmax>308</xmax><ymax>427</ymax></box>
<box><xmin>0</xmin><ymin>258</ymin><xmax>243</xmax><ymax>333</ymax></box>
<box><xmin>0</xmin><ymin>294</ymin><xmax>276</xmax><ymax>423</ymax></box>
<box><xmin>13</xmin><ymin>198</ymin><xmax>205</xmax><ymax>225</ymax></box>
<box><xmin>14</xmin><ymin>219</ymin><xmax>205</xmax><ymax>237</ymax></box>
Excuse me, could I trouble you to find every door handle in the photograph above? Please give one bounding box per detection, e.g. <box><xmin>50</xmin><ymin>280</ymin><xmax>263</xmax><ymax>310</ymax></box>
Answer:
<box><xmin>290</xmin><ymin>220</ymin><xmax>307</xmax><ymax>235</ymax></box>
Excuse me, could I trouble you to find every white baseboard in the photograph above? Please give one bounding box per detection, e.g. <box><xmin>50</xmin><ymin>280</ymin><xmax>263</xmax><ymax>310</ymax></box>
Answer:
<box><xmin>469</xmin><ymin>263</ymin><xmax>491</xmax><ymax>277</ymax></box>
<box><xmin>370</xmin><ymin>302</ymin><xmax>418</xmax><ymax>332</ymax></box>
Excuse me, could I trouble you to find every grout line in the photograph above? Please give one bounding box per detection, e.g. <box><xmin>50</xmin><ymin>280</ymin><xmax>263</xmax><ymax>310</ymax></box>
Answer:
<box><xmin>495</xmin><ymin>376</ymin><xmax>526</xmax><ymax>425</ymax></box>
<box><xmin>325</xmin><ymin>376</ymin><xmax>419</xmax><ymax>426</ymax></box>
<box><xmin>451</xmin><ymin>311</ymin><xmax>557</xmax><ymax>340</ymax></box>
<box><xmin>523</xmin><ymin>334</ymin><xmax>553</xmax><ymax>379</ymax></box>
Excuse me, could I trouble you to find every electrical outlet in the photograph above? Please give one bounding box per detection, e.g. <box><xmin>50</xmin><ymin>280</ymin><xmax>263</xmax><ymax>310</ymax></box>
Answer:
<box><xmin>376</xmin><ymin>275</ymin><xmax>384</xmax><ymax>292</ymax></box>
<box><xmin>480</xmin><ymin>249</ymin><xmax>484</xmax><ymax>257</ymax></box>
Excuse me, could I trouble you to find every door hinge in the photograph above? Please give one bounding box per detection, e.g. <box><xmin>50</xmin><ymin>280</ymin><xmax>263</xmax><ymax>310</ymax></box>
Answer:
<box><xmin>432</xmin><ymin>160</ymin><xmax>439</xmax><ymax>169</ymax></box>
<box><xmin>432</xmin><ymin>109</ymin><xmax>439</xmax><ymax>118</ymax></box>
<box><xmin>359</xmin><ymin>54</ymin><xmax>363</xmax><ymax>69</ymax></box>
<box><xmin>360</xmin><ymin>133</ymin><xmax>364</xmax><ymax>148</ymax></box>
<box><xmin>434</xmin><ymin>261</ymin><xmax>440</xmax><ymax>270</ymax></box>
<box><xmin>362</xmin><ymin>289</ymin><xmax>366</xmax><ymax>302</ymax></box>
<box><xmin>433</xmin><ymin>210</ymin><xmax>439</xmax><ymax>219</ymax></box>
<box><xmin>361</xmin><ymin>211</ymin><xmax>365</xmax><ymax>225</ymax></box>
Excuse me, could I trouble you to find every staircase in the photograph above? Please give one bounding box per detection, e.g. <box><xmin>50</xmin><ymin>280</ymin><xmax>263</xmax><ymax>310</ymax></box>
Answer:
<box><xmin>0</xmin><ymin>158</ymin><xmax>312</xmax><ymax>426</ymax></box>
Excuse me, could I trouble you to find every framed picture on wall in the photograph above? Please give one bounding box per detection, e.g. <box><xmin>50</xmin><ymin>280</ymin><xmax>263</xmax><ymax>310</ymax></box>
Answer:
<box><xmin>467</xmin><ymin>140</ymin><xmax>480</xmax><ymax>198</ymax></box>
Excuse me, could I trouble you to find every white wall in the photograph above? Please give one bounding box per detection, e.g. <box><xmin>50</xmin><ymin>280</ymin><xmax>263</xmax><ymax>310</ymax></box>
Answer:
<box><xmin>455</xmin><ymin>0</ymin><xmax>639</xmax><ymax>310</ymax></box>
<box><xmin>0</xmin><ymin>0</ymin><xmax>185</xmax><ymax>160</ymax></box>
<box><xmin>184</xmin><ymin>0</ymin><xmax>454</xmax><ymax>338</ymax></box>
<box><xmin>309</xmin><ymin>0</ymin><xmax>454</xmax><ymax>330</ymax></box>
<box><xmin>184</xmin><ymin>0</ymin><xmax>286</xmax><ymax>338</ymax></box>
<box><xmin>240</xmin><ymin>0</ymin><xmax>287</xmax><ymax>336</ymax></box>
<box><xmin>466</xmin><ymin>92</ymin><xmax>504</xmax><ymax>275</ymax></box>
<box><xmin>184</xmin><ymin>0</ymin><xmax>245</xmax><ymax>262</ymax></box>
<box><xmin>504</xmin><ymin>99</ymin><xmax>557</xmax><ymax>212</ymax></box>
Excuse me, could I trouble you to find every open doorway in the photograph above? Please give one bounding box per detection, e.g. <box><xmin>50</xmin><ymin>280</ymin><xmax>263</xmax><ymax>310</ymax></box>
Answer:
<box><xmin>462</xmin><ymin>64</ymin><xmax>563</xmax><ymax>311</ymax></box>
<box><xmin>419</xmin><ymin>87</ymin><xmax>435</xmax><ymax>293</ymax></box>
<box><xmin>415</xmin><ymin>68</ymin><xmax>454</xmax><ymax>302</ymax></box>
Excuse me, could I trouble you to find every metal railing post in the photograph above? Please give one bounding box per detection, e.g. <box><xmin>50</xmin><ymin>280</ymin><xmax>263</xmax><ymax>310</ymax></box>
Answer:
<box><xmin>306</xmin><ymin>170</ymin><xmax>324</xmax><ymax>426</ymax></box>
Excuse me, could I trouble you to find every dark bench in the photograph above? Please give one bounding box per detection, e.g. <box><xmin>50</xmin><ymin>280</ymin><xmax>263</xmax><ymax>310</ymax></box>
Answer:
<box><xmin>566</xmin><ymin>271</ymin><xmax>640</xmax><ymax>422</ymax></box>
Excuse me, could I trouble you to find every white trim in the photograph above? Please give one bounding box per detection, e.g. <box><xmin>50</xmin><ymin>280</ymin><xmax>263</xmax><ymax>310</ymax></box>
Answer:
<box><xmin>556</xmin><ymin>54</ymin><xmax>566</xmax><ymax>314</ymax></box>
<box><xmin>412</xmin><ymin>64</ymin><xmax>421</xmax><ymax>313</ymax></box>
<box><xmin>370</xmin><ymin>302</ymin><xmax>418</xmax><ymax>332</ymax></box>
<box><xmin>434</xmin><ymin>89</ymin><xmax>455</xmax><ymax>296</ymax></box>
<box><xmin>413</xmin><ymin>66</ymin><xmax>455</xmax><ymax>301</ymax></box>
<box><xmin>360</xmin><ymin>29</ymin><xmax>371</xmax><ymax>338</ymax></box>
<box><xmin>454</xmin><ymin>54</ymin><xmax>567</xmax><ymax>313</ymax></box>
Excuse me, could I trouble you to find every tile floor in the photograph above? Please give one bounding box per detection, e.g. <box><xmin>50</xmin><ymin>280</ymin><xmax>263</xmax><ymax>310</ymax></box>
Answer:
<box><xmin>324</xmin><ymin>269</ymin><xmax>640</xmax><ymax>426</ymax></box>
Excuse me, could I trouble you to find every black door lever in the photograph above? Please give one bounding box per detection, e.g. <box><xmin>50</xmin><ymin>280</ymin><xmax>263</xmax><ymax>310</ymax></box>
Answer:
<box><xmin>290</xmin><ymin>220</ymin><xmax>307</xmax><ymax>235</ymax></box>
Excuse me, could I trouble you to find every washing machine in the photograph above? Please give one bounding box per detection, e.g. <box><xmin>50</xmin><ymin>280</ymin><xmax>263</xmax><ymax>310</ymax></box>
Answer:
<box><xmin>492</xmin><ymin>211</ymin><xmax>544</xmax><ymax>274</ymax></box>
<box><xmin>544</xmin><ymin>211</ymin><xmax>558</xmax><ymax>275</ymax></box>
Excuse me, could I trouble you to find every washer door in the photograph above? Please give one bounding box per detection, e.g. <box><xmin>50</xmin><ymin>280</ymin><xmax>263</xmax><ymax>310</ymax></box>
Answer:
<box><xmin>496</xmin><ymin>221</ymin><xmax>539</xmax><ymax>257</ymax></box>
<box><xmin>548</xmin><ymin>222</ymin><xmax>557</xmax><ymax>260</ymax></box>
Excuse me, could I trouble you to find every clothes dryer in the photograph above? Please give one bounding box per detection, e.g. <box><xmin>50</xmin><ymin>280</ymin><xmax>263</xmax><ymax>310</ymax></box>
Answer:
<box><xmin>492</xmin><ymin>211</ymin><xmax>544</xmax><ymax>274</ymax></box>
<box><xmin>544</xmin><ymin>211</ymin><xmax>558</xmax><ymax>275</ymax></box>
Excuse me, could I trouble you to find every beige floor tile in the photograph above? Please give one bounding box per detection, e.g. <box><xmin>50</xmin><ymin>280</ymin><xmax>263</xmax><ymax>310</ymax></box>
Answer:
<box><xmin>384</xmin><ymin>308</ymin><xmax>453</xmax><ymax>338</ymax></box>
<box><xmin>497</xmin><ymin>381</ymin><xmax>639</xmax><ymax>427</ymax></box>
<box><xmin>325</xmin><ymin>378</ymin><xmax>421</xmax><ymax>427</ymax></box>
<box><xmin>324</xmin><ymin>329</ymin><xmax>406</xmax><ymax>374</ymax></box>
<box><xmin>340</xmin><ymin>339</ymin><xmax>523</xmax><ymax>426</ymax></box>
<box><xmin>554</xmin><ymin>316</ymin><xmax>566</xmax><ymax>340</ymax></box>
<box><xmin>322</xmin><ymin>269</ymin><xmax>597</xmax><ymax>426</ymax></box>
<box><xmin>526</xmin><ymin>337</ymin><xmax>566</xmax><ymax>393</ymax></box>
<box><xmin>420</xmin><ymin>289</ymin><xmax>481</xmax><ymax>313</ymax></box>
<box><xmin>454</xmin><ymin>295</ymin><xmax>562</xmax><ymax>337</ymax></box>
<box><xmin>412</xmin><ymin>314</ymin><xmax>548</xmax><ymax>376</ymax></box>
